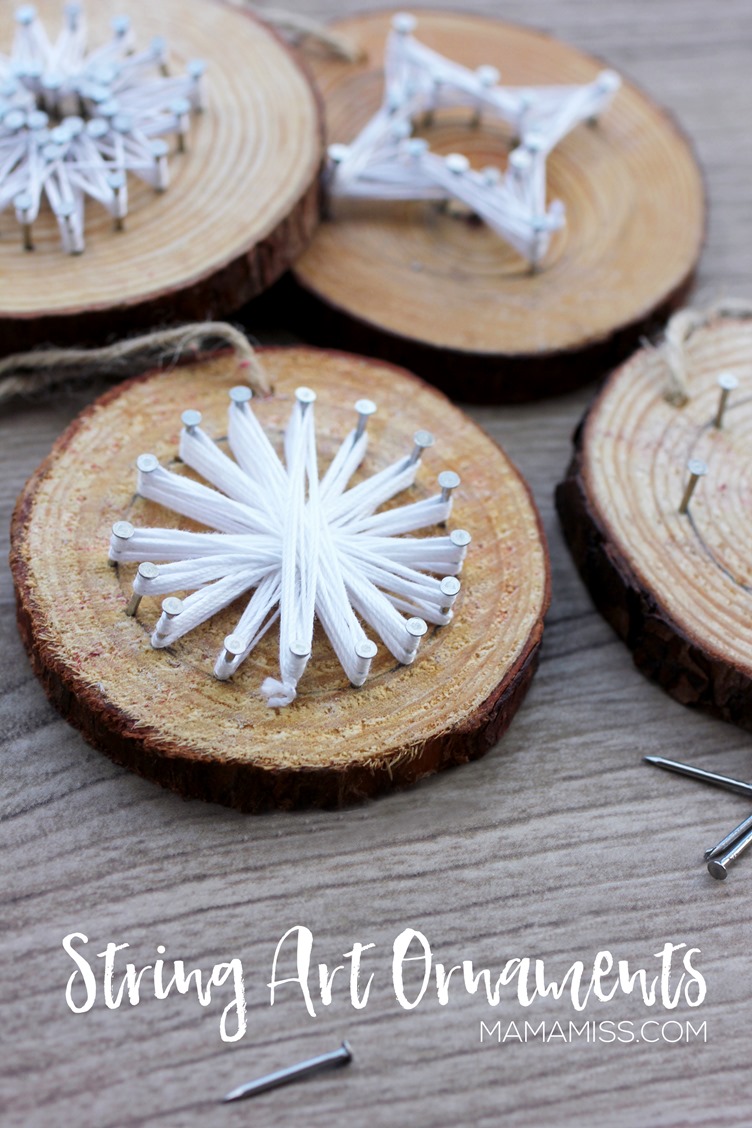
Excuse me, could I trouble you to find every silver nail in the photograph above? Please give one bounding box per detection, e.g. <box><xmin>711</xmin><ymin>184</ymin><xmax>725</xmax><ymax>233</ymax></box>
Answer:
<box><xmin>126</xmin><ymin>561</ymin><xmax>158</xmax><ymax>616</ymax></box>
<box><xmin>450</xmin><ymin>529</ymin><xmax>472</xmax><ymax>568</ymax></box>
<box><xmin>111</xmin><ymin>14</ymin><xmax>130</xmax><ymax>38</ymax></box>
<box><xmin>170</xmin><ymin>96</ymin><xmax>191</xmax><ymax>153</ymax></box>
<box><xmin>705</xmin><ymin>811</ymin><xmax>752</xmax><ymax>861</ymax></box>
<box><xmin>643</xmin><ymin>756</ymin><xmax>752</xmax><ymax>800</ymax></box>
<box><xmin>404</xmin><ymin>617</ymin><xmax>428</xmax><ymax>657</ymax></box>
<box><xmin>222</xmin><ymin>633</ymin><xmax>246</xmax><ymax>663</ymax></box>
<box><xmin>109</xmin><ymin>520</ymin><xmax>134</xmax><ymax>564</ymax></box>
<box><xmin>707</xmin><ymin>825</ymin><xmax>752</xmax><ymax>881</ymax></box>
<box><xmin>296</xmin><ymin>387</ymin><xmax>316</xmax><ymax>414</ymax></box>
<box><xmin>438</xmin><ymin>470</ymin><xmax>460</xmax><ymax>503</ymax></box>
<box><xmin>229</xmin><ymin>385</ymin><xmax>252</xmax><ymax>409</ymax></box>
<box><xmin>328</xmin><ymin>142</ymin><xmax>351</xmax><ymax>166</ymax></box>
<box><xmin>136</xmin><ymin>453</ymin><xmax>159</xmax><ymax>474</ymax></box>
<box><xmin>352</xmin><ymin>639</ymin><xmax>378</xmax><ymax>685</ymax></box>
<box><xmin>408</xmin><ymin>430</ymin><xmax>435</xmax><ymax>466</ymax></box>
<box><xmin>181</xmin><ymin>409</ymin><xmax>202</xmax><ymax>435</ymax></box>
<box><xmin>153</xmin><ymin>596</ymin><xmax>183</xmax><ymax>642</ymax></box>
<box><xmin>354</xmin><ymin>399</ymin><xmax>377</xmax><ymax>441</ymax></box>
<box><xmin>223</xmin><ymin>1040</ymin><xmax>352</xmax><ymax>1103</ymax></box>
<box><xmin>445</xmin><ymin>153</ymin><xmax>470</xmax><ymax>176</ymax></box>
<box><xmin>289</xmin><ymin>641</ymin><xmax>311</xmax><ymax>678</ymax></box>
<box><xmin>714</xmin><ymin>371</ymin><xmax>738</xmax><ymax>429</ymax></box>
<box><xmin>392</xmin><ymin>12</ymin><xmax>416</xmax><ymax>35</ymax></box>
<box><xmin>440</xmin><ymin>576</ymin><xmax>461</xmax><ymax>614</ymax></box>
<box><xmin>679</xmin><ymin>458</ymin><xmax>707</xmax><ymax>515</ymax></box>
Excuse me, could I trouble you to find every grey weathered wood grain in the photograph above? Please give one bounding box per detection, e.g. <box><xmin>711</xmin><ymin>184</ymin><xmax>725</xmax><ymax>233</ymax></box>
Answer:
<box><xmin>2</xmin><ymin>1</ymin><xmax>752</xmax><ymax>1125</ymax></box>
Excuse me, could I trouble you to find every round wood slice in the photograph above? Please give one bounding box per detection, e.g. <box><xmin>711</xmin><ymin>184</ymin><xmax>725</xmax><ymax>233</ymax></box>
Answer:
<box><xmin>289</xmin><ymin>9</ymin><xmax>704</xmax><ymax>403</ymax></box>
<box><xmin>11</xmin><ymin>347</ymin><xmax>550</xmax><ymax>811</ymax></box>
<box><xmin>0</xmin><ymin>0</ymin><xmax>323</xmax><ymax>355</ymax></box>
<box><xmin>556</xmin><ymin>315</ymin><xmax>752</xmax><ymax>730</ymax></box>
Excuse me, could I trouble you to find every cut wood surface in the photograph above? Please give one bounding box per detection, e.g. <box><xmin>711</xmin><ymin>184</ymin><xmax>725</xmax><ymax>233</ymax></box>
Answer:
<box><xmin>10</xmin><ymin>348</ymin><xmax>549</xmax><ymax>811</ymax></box>
<box><xmin>0</xmin><ymin>0</ymin><xmax>323</xmax><ymax>354</ymax></box>
<box><xmin>557</xmin><ymin>314</ymin><xmax>752</xmax><ymax>729</ymax></box>
<box><xmin>3</xmin><ymin>3</ymin><xmax>752</xmax><ymax>1127</ymax></box>
<box><xmin>290</xmin><ymin>8</ymin><xmax>704</xmax><ymax>402</ymax></box>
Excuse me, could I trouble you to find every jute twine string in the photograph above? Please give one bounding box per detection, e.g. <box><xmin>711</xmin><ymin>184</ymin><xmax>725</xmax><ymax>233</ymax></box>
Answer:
<box><xmin>662</xmin><ymin>298</ymin><xmax>752</xmax><ymax>406</ymax></box>
<box><xmin>0</xmin><ymin>322</ymin><xmax>271</xmax><ymax>408</ymax></box>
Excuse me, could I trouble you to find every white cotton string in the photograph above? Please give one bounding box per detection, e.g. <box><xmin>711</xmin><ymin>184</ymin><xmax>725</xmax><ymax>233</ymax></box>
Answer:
<box><xmin>133</xmin><ymin>555</ymin><xmax>269</xmax><ymax>595</ymax></box>
<box><xmin>325</xmin><ymin>456</ymin><xmax>420</xmax><ymax>524</ymax></box>
<box><xmin>111</xmin><ymin>387</ymin><xmax>471</xmax><ymax>706</ymax></box>
<box><xmin>351</xmin><ymin>494</ymin><xmax>451</xmax><ymax>536</ymax></box>
<box><xmin>0</xmin><ymin>4</ymin><xmax>207</xmax><ymax>254</ymax></box>
<box><xmin>260</xmin><ymin>389</ymin><xmax>319</xmax><ymax>706</ymax></box>
<box><xmin>109</xmin><ymin>528</ymin><xmax>271</xmax><ymax>563</ymax></box>
<box><xmin>152</xmin><ymin>565</ymin><xmax>273</xmax><ymax>647</ymax></box>
<box><xmin>334</xmin><ymin>533</ymin><xmax>468</xmax><ymax>575</ymax></box>
<box><xmin>179</xmin><ymin>419</ymin><xmax>278</xmax><ymax>526</ymax></box>
<box><xmin>319</xmin><ymin>428</ymin><xmax>369</xmax><ymax>502</ymax></box>
<box><xmin>326</xmin><ymin>12</ymin><xmax>620</xmax><ymax>268</ymax></box>
<box><xmin>136</xmin><ymin>458</ymin><xmax>276</xmax><ymax>535</ymax></box>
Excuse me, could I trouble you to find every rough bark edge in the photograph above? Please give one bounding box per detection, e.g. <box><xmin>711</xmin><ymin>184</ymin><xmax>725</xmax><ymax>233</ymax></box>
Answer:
<box><xmin>9</xmin><ymin>346</ymin><xmax>551</xmax><ymax>812</ymax></box>
<box><xmin>555</xmin><ymin>415</ymin><xmax>752</xmax><ymax>733</ymax></box>
<box><xmin>281</xmin><ymin>266</ymin><xmax>697</xmax><ymax>404</ymax></box>
<box><xmin>0</xmin><ymin>6</ymin><xmax>325</xmax><ymax>357</ymax></box>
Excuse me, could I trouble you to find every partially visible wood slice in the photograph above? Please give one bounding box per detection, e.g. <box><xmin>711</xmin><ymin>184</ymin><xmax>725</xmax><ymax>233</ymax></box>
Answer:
<box><xmin>11</xmin><ymin>347</ymin><xmax>550</xmax><ymax>811</ymax></box>
<box><xmin>557</xmin><ymin>315</ymin><xmax>752</xmax><ymax>729</ymax></box>
<box><xmin>290</xmin><ymin>9</ymin><xmax>703</xmax><ymax>403</ymax></box>
<box><xmin>0</xmin><ymin>0</ymin><xmax>323</xmax><ymax>354</ymax></box>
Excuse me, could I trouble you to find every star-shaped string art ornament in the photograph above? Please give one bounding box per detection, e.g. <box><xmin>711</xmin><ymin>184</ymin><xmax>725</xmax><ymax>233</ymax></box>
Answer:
<box><xmin>326</xmin><ymin>11</ymin><xmax>621</xmax><ymax>269</ymax></box>
<box><xmin>0</xmin><ymin>3</ymin><xmax>205</xmax><ymax>254</ymax></box>
<box><xmin>109</xmin><ymin>386</ymin><xmax>471</xmax><ymax>709</ymax></box>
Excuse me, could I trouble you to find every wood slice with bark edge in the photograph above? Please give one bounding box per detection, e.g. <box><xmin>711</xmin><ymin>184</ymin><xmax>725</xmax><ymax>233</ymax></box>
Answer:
<box><xmin>0</xmin><ymin>0</ymin><xmax>323</xmax><ymax>356</ymax></box>
<box><xmin>556</xmin><ymin>316</ymin><xmax>752</xmax><ymax>731</ymax></box>
<box><xmin>10</xmin><ymin>346</ymin><xmax>550</xmax><ymax>812</ymax></box>
<box><xmin>288</xmin><ymin>9</ymin><xmax>704</xmax><ymax>404</ymax></box>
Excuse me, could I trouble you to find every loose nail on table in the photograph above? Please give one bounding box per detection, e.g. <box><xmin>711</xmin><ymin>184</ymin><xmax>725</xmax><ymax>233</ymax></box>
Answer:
<box><xmin>223</xmin><ymin>1040</ymin><xmax>352</xmax><ymax>1103</ymax></box>
<box><xmin>643</xmin><ymin>756</ymin><xmax>752</xmax><ymax>800</ymax></box>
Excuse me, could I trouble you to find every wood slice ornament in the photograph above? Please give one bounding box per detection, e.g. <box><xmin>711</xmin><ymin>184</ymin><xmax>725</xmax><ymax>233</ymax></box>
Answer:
<box><xmin>290</xmin><ymin>9</ymin><xmax>704</xmax><ymax>403</ymax></box>
<box><xmin>557</xmin><ymin>306</ymin><xmax>752</xmax><ymax>731</ymax></box>
<box><xmin>11</xmin><ymin>347</ymin><xmax>550</xmax><ymax>812</ymax></box>
<box><xmin>0</xmin><ymin>0</ymin><xmax>322</xmax><ymax>354</ymax></box>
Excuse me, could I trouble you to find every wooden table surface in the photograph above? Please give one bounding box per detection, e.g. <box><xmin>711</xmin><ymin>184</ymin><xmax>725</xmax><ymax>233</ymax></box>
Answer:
<box><xmin>2</xmin><ymin>2</ymin><xmax>751</xmax><ymax>1125</ymax></box>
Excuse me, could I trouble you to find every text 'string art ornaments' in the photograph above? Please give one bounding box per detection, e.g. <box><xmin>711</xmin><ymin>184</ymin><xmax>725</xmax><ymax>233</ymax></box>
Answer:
<box><xmin>326</xmin><ymin>12</ymin><xmax>621</xmax><ymax>269</ymax></box>
<box><xmin>109</xmin><ymin>388</ymin><xmax>471</xmax><ymax>708</ymax></box>
<box><xmin>0</xmin><ymin>4</ymin><xmax>205</xmax><ymax>253</ymax></box>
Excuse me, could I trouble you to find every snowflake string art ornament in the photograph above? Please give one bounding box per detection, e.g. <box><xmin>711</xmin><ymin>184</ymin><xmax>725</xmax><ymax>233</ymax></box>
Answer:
<box><xmin>326</xmin><ymin>12</ymin><xmax>621</xmax><ymax>269</ymax></box>
<box><xmin>0</xmin><ymin>3</ymin><xmax>205</xmax><ymax>253</ymax></box>
<box><xmin>109</xmin><ymin>387</ymin><xmax>471</xmax><ymax>709</ymax></box>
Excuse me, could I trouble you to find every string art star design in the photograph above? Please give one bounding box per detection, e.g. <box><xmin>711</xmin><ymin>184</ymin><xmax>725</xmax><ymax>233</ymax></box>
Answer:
<box><xmin>0</xmin><ymin>3</ymin><xmax>205</xmax><ymax>253</ymax></box>
<box><xmin>109</xmin><ymin>386</ymin><xmax>471</xmax><ymax>708</ymax></box>
<box><xmin>327</xmin><ymin>12</ymin><xmax>621</xmax><ymax>268</ymax></box>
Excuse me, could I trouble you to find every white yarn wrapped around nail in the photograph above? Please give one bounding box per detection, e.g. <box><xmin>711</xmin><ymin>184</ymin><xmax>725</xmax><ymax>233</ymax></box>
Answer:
<box><xmin>109</xmin><ymin>388</ymin><xmax>471</xmax><ymax>708</ymax></box>
<box><xmin>0</xmin><ymin>4</ymin><xmax>206</xmax><ymax>254</ymax></box>
<box><xmin>326</xmin><ymin>12</ymin><xmax>620</xmax><ymax>267</ymax></box>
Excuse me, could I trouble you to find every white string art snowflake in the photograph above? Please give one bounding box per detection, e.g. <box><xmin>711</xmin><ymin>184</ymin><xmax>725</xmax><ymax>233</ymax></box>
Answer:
<box><xmin>109</xmin><ymin>386</ymin><xmax>472</xmax><ymax>708</ymax></box>
<box><xmin>0</xmin><ymin>3</ymin><xmax>205</xmax><ymax>254</ymax></box>
<box><xmin>327</xmin><ymin>12</ymin><xmax>621</xmax><ymax>268</ymax></box>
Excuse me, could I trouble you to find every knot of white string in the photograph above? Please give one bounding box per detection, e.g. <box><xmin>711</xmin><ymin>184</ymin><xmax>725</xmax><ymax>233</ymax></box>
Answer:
<box><xmin>327</xmin><ymin>12</ymin><xmax>620</xmax><ymax>268</ymax></box>
<box><xmin>109</xmin><ymin>387</ymin><xmax>471</xmax><ymax>707</ymax></box>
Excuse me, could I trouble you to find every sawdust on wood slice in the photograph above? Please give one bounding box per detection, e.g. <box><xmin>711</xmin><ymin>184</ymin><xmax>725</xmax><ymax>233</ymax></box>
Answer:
<box><xmin>0</xmin><ymin>0</ymin><xmax>323</xmax><ymax>355</ymax></box>
<box><xmin>557</xmin><ymin>316</ymin><xmax>752</xmax><ymax>730</ymax></box>
<box><xmin>11</xmin><ymin>347</ymin><xmax>550</xmax><ymax>811</ymax></box>
<box><xmin>289</xmin><ymin>8</ymin><xmax>704</xmax><ymax>404</ymax></box>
